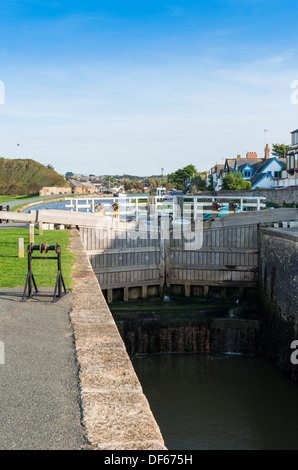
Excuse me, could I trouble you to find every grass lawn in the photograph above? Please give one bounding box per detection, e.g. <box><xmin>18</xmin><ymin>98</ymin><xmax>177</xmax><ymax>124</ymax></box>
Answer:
<box><xmin>0</xmin><ymin>228</ymin><xmax>75</xmax><ymax>289</ymax></box>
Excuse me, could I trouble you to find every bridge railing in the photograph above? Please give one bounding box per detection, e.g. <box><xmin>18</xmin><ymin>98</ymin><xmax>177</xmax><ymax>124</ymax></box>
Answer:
<box><xmin>64</xmin><ymin>195</ymin><xmax>267</xmax><ymax>220</ymax></box>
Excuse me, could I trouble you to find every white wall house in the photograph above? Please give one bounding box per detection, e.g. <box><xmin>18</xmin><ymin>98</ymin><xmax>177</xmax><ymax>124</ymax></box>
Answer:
<box><xmin>214</xmin><ymin>147</ymin><xmax>289</xmax><ymax>190</ymax></box>
<box><xmin>249</xmin><ymin>158</ymin><xmax>285</xmax><ymax>189</ymax></box>
<box><xmin>235</xmin><ymin>157</ymin><xmax>285</xmax><ymax>189</ymax></box>
<box><xmin>273</xmin><ymin>129</ymin><xmax>298</xmax><ymax>187</ymax></box>
<box><xmin>250</xmin><ymin>173</ymin><xmax>273</xmax><ymax>189</ymax></box>
<box><xmin>210</xmin><ymin>164</ymin><xmax>224</xmax><ymax>191</ymax></box>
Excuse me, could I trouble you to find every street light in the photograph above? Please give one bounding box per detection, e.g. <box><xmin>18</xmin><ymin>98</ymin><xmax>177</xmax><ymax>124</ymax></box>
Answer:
<box><xmin>17</xmin><ymin>143</ymin><xmax>20</xmax><ymax>158</ymax></box>
<box><xmin>161</xmin><ymin>167</ymin><xmax>164</xmax><ymax>188</ymax></box>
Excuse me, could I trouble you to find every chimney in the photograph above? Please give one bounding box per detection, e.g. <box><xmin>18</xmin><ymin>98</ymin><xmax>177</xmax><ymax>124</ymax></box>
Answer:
<box><xmin>265</xmin><ymin>144</ymin><xmax>270</xmax><ymax>159</ymax></box>
<box><xmin>246</xmin><ymin>152</ymin><xmax>257</xmax><ymax>159</ymax></box>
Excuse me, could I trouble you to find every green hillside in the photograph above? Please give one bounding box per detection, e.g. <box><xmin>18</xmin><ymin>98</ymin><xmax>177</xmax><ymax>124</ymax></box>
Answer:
<box><xmin>0</xmin><ymin>158</ymin><xmax>68</xmax><ymax>195</ymax></box>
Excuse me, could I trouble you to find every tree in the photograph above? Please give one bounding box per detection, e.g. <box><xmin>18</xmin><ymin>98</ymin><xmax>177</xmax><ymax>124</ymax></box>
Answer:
<box><xmin>191</xmin><ymin>174</ymin><xmax>207</xmax><ymax>191</ymax></box>
<box><xmin>167</xmin><ymin>164</ymin><xmax>197</xmax><ymax>190</ymax></box>
<box><xmin>124</xmin><ymin>180</ymin><xmax>133</xmax><ymax>191</ymax></box>
<box><xmin>207</xmin><ymin>175</ymin><xmax>214</xmax><ymax>191</ymax></box>
<box><xmin>103</xmin><ymin>175</ymin><xmax>116</xmax><ymax>184</ymax></box>
<box><xmin>271</xmin><ymin>143</ymin><xmax>291</xmax><ymax>159</ymax></box>
<box><xmin>147</xmin><ymin>178</ymin><xmax>162</xmax><ymax>190</ymax></box>
<box><xmin>222</xmin><ymin>172</ymin><xmax>251</xmax><ymax>190</ymax></box>
<box><xmin>164</xmin><ymin>182</ymin><xmax>174</xmax><ymax>191</ymax></box>
<box><xmin>124</xmin><ymin>180</ymin><xmax>145</xmax><ymax>192</ymax></box>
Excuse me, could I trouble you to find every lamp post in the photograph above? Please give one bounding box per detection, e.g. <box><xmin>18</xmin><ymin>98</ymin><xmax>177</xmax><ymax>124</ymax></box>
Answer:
<box><xmin>161</xmin><ymin>167</ymin><xmax>164</xmax><ymax>188</ymax></box>
<box><xmin>17</xmin><ymin>143</ymin><xmax>20</xmax><ymax>158</ymax></box>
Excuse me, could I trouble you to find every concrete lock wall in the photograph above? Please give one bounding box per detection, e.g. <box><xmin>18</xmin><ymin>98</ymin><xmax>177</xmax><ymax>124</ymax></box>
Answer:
<box><xmin>69</xmin><ymin>229</ymin><xmax>166</xmax><ymax>450</ymax></box>
<box><xmin>68</xmin><ymin>220</ymin><xmax>298</xmax><ymax>451</ymax></box>
<box><xmin>259</xmin><ymin>228</ymin><xmax>298</xmax><ymax>320</ymax></box>
<box><xmin>258</xmin><ymin>228</ymin><xmax>298</xmax><ymax>381</ymax></box>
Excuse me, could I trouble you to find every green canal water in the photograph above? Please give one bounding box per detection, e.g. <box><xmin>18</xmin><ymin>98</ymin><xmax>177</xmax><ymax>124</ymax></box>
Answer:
<box><xmin>132</xmin><ymin>353</ymin><xmax>298</xmax><ymax>450</ymax></box>
<box><xmin>111</xmin><ymin>298</ymin><xmax>298</xmax><ymax>450</ymax></box>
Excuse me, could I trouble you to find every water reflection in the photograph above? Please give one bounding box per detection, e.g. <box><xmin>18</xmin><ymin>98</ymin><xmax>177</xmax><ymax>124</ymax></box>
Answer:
<box><xmin>132</xmin><ymin>354</ymin><xmax>298</xmax><ymax>450</ymax></box>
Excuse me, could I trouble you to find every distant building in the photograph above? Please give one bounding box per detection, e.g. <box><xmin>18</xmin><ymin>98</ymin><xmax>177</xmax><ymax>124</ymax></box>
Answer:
<box><xmin>273</xmin><ymin>129</ymin><xmax>298</xmax><ymax>187</ymax></box>
<box><xmin>224</xmin><ymin>153</ymin><xmax>263</xmax><ymax>174</ymax></box>
<box><xmin>68</xmin><ymin>180</ymin><xmax>97</xmax><ymax>194</ymax></box>
<box><xmin>210</xmin><ymin>164</ymin><xmax>224</xmax><ymax>190</ymax></box>
<box><xmin>39</xmin><ymin>186</ymin><xmax>72</xmax><ymax>197</ymax></box>
<box><xmin>220</xmin><ymin>150</ymin><xmax>286</xmax><ymax>189</ymax></box>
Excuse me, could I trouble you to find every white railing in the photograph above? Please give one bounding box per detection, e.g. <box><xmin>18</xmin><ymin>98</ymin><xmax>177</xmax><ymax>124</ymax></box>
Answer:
<box><xmin>64</xmin><ymin>195</ymin><xmax>266</xmax><ymax>221</ymax></box>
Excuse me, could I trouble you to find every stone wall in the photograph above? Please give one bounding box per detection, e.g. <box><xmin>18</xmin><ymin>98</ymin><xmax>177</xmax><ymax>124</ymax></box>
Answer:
<box><xmin>69</xmin><ymin>229</ymin><xmax>166</xmax><ymax>450</ymax></box>
<box><xmin>258</xmin><ymin>228</ymin><xmax>298</xmax><ymax>381</ymax></box>
<box><xmin>113</xmin><ymin>310</ymin><xmax>261</xmax><ymax>357</ymax></box>
<box><xmin>196</xmin><ymin>187</ymin><xmax>298</xmax><ymax>205</ymax></box>
<box><xmin>39</xmin><ymin>186</ymin><xmax>71</xmax><ymax>196</ymax></box>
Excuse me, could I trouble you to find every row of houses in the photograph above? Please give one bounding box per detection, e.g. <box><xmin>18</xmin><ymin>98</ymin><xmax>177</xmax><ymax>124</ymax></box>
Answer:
<box><xmin>39</xmin><ymin>180</ymin><xmax>97</xmax><ymax>197</ymax></box>
<box><xmin>210</xmin><ymin>129</ymin><xmax>298</xmax><ymax>190</ymax></box>
<box><xmin>39</xmin><ymin>179</ymin><xmax>127</xmax><ymax>197</ymax></box>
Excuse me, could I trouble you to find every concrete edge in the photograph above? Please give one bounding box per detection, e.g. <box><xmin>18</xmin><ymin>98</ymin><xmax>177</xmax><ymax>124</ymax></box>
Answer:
<box><xmin>260</xmin><ymin>227</ymin><xmax>298</xmax><ymax>243</ymax></box>
<box><xmin>68</xmin><ymin>228</ymin><xmax>166</xmax><ymax>450</ymax></box>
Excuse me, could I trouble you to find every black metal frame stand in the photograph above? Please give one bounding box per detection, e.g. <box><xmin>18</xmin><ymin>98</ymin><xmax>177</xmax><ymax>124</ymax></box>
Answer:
<box><xmin>22</xmin><ymin>242</ymin><xmax>67</xmax><ymax>302</ymax></box>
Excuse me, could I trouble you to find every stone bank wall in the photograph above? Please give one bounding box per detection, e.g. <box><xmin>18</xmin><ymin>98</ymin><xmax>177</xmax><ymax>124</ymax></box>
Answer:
<box><xmin>114</xmin><ymin>311</ymin><xmax>261</xmax><ymax>357</ymax></box>
<box><xmin>259</xmin><ymin>228</ymin><xmax>298</xmax><ymax>381</ymax></box>
<box><xmin>69</xmin><ymin>229</ymin><xmax>166</xmax><ymax>450</ymax></box>
<box><xmin>196</xmin><ymin>187</ymin><xmax>298</xmax><ymax>205</ymax></box>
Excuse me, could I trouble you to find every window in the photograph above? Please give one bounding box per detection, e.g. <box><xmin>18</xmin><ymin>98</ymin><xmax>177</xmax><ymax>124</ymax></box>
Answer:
<box><xmin>243</xmin><ymin>170</ymin><xmax>251</xmax><ymax>178</ymax></box>
<box><xmin>292</xmin><ymin>132</ymin><xmax>298</xmax><ymax>145</ymax></box>
<box><xmin>274</xmin><ymin>171</ymin><xmax>280</xmax><ymax>178</ymax></box>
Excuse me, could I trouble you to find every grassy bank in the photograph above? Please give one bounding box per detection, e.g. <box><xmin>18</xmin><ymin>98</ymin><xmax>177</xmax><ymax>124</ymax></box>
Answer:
<box><xmin>0</xmin><ymin>228</ymin><xmax>75</xmax><ymax>289</ymax></box>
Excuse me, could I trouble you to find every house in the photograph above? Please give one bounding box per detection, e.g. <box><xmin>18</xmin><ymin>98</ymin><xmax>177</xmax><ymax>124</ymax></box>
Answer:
<box><xmin>238</xmin><ymin>157</ymin><xmax>285</xmax><ymax>189</ymax></box>
<box><xmin>251</xmin><ymin>158</ymin><xmax>286</xmax><ymax>188</ymax></box>
<box><xmin>68</xmin><ymin>180</ymin><xmax>97</xmax><ymax>194</ymax></box>
<box><xmin>210</xmin><ymin>164</ymin><xmax>224</xmax><ymax>191</ymax></box>
<box><xmin>224</xmin><ymin>153</ymin><xmax>262</xmax><ymax>175</ymax></box>
<box><xmin>221</xmin><ymin>149</ymin><xmax>286</xmax><ymax>189</ymax></box>
<box><xmin>39</xmin><ymin>186</ymin><xmax>72</xmax><ymax>197</ymax></box>
<box><xmin>273</xmin><ymin>129</ymin><xmax>298</xmax><ymax>187</ymax></box>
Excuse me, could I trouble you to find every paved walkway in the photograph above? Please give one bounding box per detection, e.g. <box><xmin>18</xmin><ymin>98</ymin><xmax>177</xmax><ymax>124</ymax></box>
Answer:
<box><xmin>1</xmin><ymin>194</ymin><xmax>69</xmax><ymax>209</ymax></box>
<box><xmin>0</xmin><ymin>288</ymin><xmax>89</xmax><ymax>450</ymax></box>
<box><xmin>0</xmin><ymin>195</ymin><xmax>67</xmax><ymax>230</ymax></box>
<box><xmin>0</xmin><ymin>227</ymin><xmax>166</xmax><ymax>450</ymax></box>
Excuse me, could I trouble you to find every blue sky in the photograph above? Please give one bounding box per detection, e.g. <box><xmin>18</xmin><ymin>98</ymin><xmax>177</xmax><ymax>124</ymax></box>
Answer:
<box><xmin>1</xmin><ymin>0</ymin><xmax>298</xmax><ymax>175</ymax></box>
